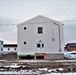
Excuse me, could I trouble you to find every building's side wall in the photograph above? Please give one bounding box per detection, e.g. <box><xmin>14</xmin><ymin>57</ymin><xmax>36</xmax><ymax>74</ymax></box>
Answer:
<box><xmin>17</xmin><ymin>22</ymin><xmax>64</xmax><ymax>56</ymax></box>
<box><xmin>3</xmin><ymin>48</ymin><xmax>8</xmax><ymax>51</ymax></box>
<box><xmin>3</xmin><ymin>47</ymin><xmax>17</xmax><ymax>51</ymax></box>
<box><xmin>44</xmin><ymin>53</ymin><xmax>64</xmax><ymax>59</ymax></box>
<box><xmin>0</xmin><ymin>41</ymin><xmax>3</xmax><ymax>53</ymax></box>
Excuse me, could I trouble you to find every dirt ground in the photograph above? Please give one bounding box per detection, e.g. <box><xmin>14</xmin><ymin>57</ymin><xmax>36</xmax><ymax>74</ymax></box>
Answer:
<box><xmin>0</xmin><ymin>53</ymin><xmax>76</xmax><ymax>74</ymax></box>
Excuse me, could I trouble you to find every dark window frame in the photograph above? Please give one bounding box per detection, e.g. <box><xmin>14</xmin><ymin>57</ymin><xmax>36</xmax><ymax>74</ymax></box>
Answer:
<box><xmin>37</xmin><ymin>43</ymin><xmax>44</xmax><ymax>48</ymax></box>
<box><xmin>37</xmin><ymin>44</ymin><xmax>40</xmax><ymax>48</ymax></box>
<box><xmin>42</xmin><ymin>44</ymin><xmax>44</xmax><ymax>47</ymax></box>
<box><xmin>38</xmin><ymin>27</ymin><xmax>43</xmax><ymax>34</ymax></box>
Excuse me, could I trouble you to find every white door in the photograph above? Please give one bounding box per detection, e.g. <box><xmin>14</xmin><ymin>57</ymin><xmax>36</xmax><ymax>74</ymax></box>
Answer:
<box><xmin>36</xmin><ymin>40</ymin><xmax>45</xmax><ymax>53</ymax></box>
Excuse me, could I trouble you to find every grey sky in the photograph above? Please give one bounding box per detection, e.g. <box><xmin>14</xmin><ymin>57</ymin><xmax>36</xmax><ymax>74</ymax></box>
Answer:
<box><xmin>0</xmin><ymin>0</ymin><xmax>76</xmax><ymax>44</ymax></box>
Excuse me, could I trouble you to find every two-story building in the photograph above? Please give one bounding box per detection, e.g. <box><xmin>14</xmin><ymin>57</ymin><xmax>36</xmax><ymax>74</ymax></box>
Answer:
<box><xmin>17</xmin><ymin>15</ymin><xmax>64</xmax><ymax>59</ymax></box>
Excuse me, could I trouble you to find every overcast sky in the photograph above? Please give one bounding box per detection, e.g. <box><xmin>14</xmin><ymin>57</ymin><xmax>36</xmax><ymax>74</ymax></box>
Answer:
<box><xmin>0</xmin><ymin>0</ymin><xmax>76</xmax><ymax>44</ymax></box>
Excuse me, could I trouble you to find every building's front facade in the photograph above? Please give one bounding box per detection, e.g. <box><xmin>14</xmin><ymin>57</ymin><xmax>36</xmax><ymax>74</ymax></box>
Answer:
<box><xmin>0</xmin><ymin>40</ymin><xmax>3</xmax><ymax>54</ymax></box>
<box><xmin>17</xmin><ymin>15</ymin><xmax>64</xmax><ymax>59</ymax></box>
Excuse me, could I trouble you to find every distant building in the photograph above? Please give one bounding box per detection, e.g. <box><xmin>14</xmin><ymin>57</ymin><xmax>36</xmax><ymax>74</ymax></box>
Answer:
<box><xmin>3</xmin><ymin>44</ymin><xmax>17</xmax><ymax>52</ymax></box>
<box><xmin>65</xmin><ymin>43</ymin><xmax>76</xmax><ymax>51</ymax></box>
<box><xmin>0</xmin><ymin>40</ymin><xmax>3</xmax><ymax>53</ymax></box>
<box><xmin>17</xmin><ymin>15</ymin><xmax>64</xmax><ymax>59</ymax></box>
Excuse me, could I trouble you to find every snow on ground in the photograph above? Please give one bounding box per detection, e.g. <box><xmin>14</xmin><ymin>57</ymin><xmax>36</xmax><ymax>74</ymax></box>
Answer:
<box><xmin>0</xmin><ymin>67</ymin><xmax>66</xmax><ymax>74</ymax></box>
<box><xmin>58</xmin><ymin>68</ymin><xmax>64</xmax><ymax>71</ymax></box>
<box><xmin>3</xmin><ymin>64</ymin><xmax>21</xmax><ymax>68</ymax></box>
<box><xmin>0</xmin><ymin>70</ymin><xmax>41</xmax><ymax>74</ymax></box>
<box><xmin>0</xmin><ymin>72</ymin><xmax>76</xmax><ymax>75</ymax></box>
<box><xmin>55</xmin><ymin>60</ymin><xmax>76</xmax><ymax>62</ymax></box>
<box><xmin>38</xmin><ymin>68</ymin><xmax>48</xmax><ymax>71</ymax></box>
<box><xmin>42</xmin><ymin>73</ymin><xmax>76</xmax><ymax>75</ymax></box>
<box><xmin>17</xmin><ymin>59</ymin><xmax>76</xmax><ymax>63</ymax></box>
<box><xmin>0</xmin><ymin>60</ymin><xmax>6</xmax><ymax>62</ymax></box>
<box><xmin>18</xmin><ymin>59</ymin><xmax>50</xmax><ymax>62</ymax></box>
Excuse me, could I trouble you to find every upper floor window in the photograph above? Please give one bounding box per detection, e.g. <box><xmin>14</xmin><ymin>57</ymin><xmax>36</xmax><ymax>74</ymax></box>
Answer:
<box><xmin>24</xmin><ymin>41</ymin><xmax>26</xmax><ymax>44</ymax></box>
<box><xmin>24</xmin><ymin>27</ymin><xmax>26</xmax><ymax>30</ymax></box>
<box><xmin>38</xmin><ymin>27</ymin><xmax>43</xmax><ymax>34</ymax></box>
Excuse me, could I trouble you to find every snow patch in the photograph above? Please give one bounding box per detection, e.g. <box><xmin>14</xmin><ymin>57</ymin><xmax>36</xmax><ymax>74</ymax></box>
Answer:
<box><xmin>42</xmin><ymin>73</ymin><xmax>76</xmax><ymax>75</ymax></box>
<box><xmin>38</xmin><ymin>68</ymin><xmax>48</xmax><ymax>71</ymax></box>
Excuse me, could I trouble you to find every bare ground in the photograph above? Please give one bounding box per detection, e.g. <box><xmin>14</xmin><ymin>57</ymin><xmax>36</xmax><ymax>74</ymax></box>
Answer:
<box><xmin>0</xmin><ymin>53</ymin><xmax>76</xmax><ymax>74</ymax></box>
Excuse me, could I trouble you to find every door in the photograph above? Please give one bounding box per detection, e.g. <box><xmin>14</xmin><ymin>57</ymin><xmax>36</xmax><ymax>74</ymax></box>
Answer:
<box><xmin>36</xmin><ymin>40</ymin><xmax>45</xmax><ymax>53</ymax></box>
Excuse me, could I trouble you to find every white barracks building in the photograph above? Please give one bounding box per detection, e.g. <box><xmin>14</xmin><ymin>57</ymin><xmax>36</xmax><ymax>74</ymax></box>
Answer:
<box><xmin>17</xmin><ymin>15</ymin><xmax>64</xmax><ymax>59</ymax></box>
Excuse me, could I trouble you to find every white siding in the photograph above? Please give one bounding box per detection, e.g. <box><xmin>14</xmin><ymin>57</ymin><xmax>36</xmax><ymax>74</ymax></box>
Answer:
<box><xmin>18</xmin><ymin>24</ymin><xmax>63</xmax><ymax>55</ymax></box>
<box><xmin>17</xmin><ymin>15</ymin><xmax>64</xmax><ymax>56</ymax></box>
<box><xmin>3</xmin><ymin>47</ymin><xmax>17</xmax><ymax>51</ymax></box>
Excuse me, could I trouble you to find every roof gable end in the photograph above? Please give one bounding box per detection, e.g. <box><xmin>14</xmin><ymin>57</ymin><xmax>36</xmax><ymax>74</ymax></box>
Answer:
<box><xmin>18</xmin><ymin>15</ymin><xmax>63</xmax><ymax>25</ymax></box>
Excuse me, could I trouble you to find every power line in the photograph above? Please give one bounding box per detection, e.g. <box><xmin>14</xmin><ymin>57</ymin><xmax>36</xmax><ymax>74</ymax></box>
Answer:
<box><xmin>0</xmin><ymin>20</ymin><xmax>76</xmax><ymax>25</ymax></box>
<box><xmin>61</xmin><ymin>20</ymin><xmax>76</xmax><ymax>22</ymax></box>
<box><xmin>0</xmin><ymin>24</ymin><xmax>17</xmax><ymax>25</ymax></box>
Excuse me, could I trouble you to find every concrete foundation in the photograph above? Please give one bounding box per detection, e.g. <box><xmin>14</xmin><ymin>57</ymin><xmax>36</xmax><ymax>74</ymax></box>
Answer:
<box><xmin>44</xmin><ymin>53</ymin><xmax>64</xmax><ymax>59</ymax></box>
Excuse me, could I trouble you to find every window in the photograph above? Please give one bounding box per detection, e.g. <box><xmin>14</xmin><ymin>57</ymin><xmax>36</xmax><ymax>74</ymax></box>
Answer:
<box><xmin>42</xmin><ymin>44</ymin><xmax>44</xmax><ymax>47</ymax></box>
<box><xmin>1</xmin><ymin>48</ymin><xmax>3</xmax><ymax>51</ymax></box>
<box><xmin>37</xmin><ymin>44</ymin><xmax>40</xmax><ymax>48</ymax></box>
<box><xmin>24</xmin><ymin>27</ymin><xmax>26</xmax><ymax>30</ymax></box>
<box><xmin>38</xmin><ymin>27</ymin><xmax>43</xmax><ymax>34</ymax></box>
<box><xmin>37</xmin><ymin>43</ymin><xmax>44</xmax><ymax>48</ymax></box>
<box><xmin>8</xmin><ymin>48</ymin><xmax>10</xmax><ymax>50</ymax></box>
<box><xmin>52</xmin><ymin>38</ymin><xmax>55</xmax><ymax>41</ymax></box>
<box><xmin>14</xmin><ymin>48</ymin><xmax>16</xmax><ymax>50</ymax></box>
<box><xmin>24</xmin><ymin>42</ymin><xmax>26</xmax><ymax>44</ymax></box>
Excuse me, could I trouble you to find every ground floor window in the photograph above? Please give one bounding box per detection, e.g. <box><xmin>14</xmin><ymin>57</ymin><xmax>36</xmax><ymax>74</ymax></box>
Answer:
<box><xmin>37</xmin><ymin>43</ymin><xmax>44</xmax><ymax>48</ymax></box>
<box><xmin>37</xmin><ymin>44</ymin><xmax>40</xmax><ymax>48</ymax></box>
<box><xmin>8</xmin><ymin>48</ymin><xmax>10</xmax><ymax>50</ymax></box>
<box><xmin>1</xmin><ymin>48</ymin><xmax>3</xmax><ymax>51</ymax></box>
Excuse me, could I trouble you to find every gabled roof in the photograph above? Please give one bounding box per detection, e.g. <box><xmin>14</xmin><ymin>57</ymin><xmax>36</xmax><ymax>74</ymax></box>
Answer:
<box><xmin>18</xmin><ymin>15</ymin><xmax>63</xmax><ymax>26</ymax></box>
<box><xmin>67</xmin><ymin>43</ymin><xmax>76</xmax><ymax>47</ymax></box>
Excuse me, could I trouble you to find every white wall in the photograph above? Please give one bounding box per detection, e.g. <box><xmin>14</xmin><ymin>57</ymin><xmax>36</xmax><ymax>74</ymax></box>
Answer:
<box><xmin>17</xmin><ymin>22</ymin><xmax>64</xmax><ymax>56</ymax></box>
<box><xmin>3</xmin><ymin>47</ymin><xmax>17</xmax><ymax>52</ymax></box>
